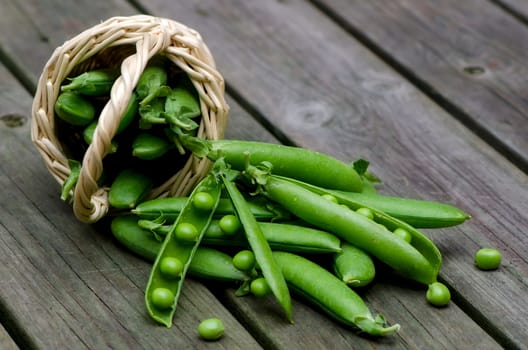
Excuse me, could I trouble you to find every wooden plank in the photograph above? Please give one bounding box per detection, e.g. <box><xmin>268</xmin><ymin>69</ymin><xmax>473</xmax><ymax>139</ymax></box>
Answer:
<box><xmin>0</xmin><ymin>59</ymin><xmax>261</xmax><ymax>350</ymax></box>
<box><xmin>0</xmin><ymin>323</ymin><xmax>18</xmax><ymax>350</ymax></box>
<box><xmin>135</xmin><ymin>0</ymin><xmax>527</xmax><ymax>349</ymax></box>
<box><xmin>312</xmin><ymin>0</ymin><xmax>528</xmax><ymax>173</ymax></box>
<box><xmin>495</xmin><ymin>0</ymin><xmax>528</xmax><ymax>18</ymax></box>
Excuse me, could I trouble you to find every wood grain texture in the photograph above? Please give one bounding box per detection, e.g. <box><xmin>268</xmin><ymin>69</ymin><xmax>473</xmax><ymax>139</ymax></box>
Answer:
<box><xmin>0</xmin><ymin>323</ymin><xmax>18</xmax><ymax>350</ymax></box>
<box><xmin>137</xmin><ymin>0</ymin><xmax>527</xmax><ymax>348</ymax></box>
<box><xmin>314</xmin><ymin>0</ymin><xmax>528</xmax><ymax>172</ymax></box>
<box><xmin>496</xmin><ymin>0</ymin><xmax>528</xmax><ymax>18</ymax></box>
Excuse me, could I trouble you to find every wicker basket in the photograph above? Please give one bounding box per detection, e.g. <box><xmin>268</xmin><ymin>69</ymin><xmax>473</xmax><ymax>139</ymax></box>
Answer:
<box><xmin>31</xmin><ymin>15</ymin><xmax>229</xmax><ymax>223</ymax></box>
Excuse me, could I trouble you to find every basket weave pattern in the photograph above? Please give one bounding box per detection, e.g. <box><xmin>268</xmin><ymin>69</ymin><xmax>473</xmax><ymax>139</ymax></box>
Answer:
<box><xmin>31</xmin><ymin>15</ymin><xmax>229</xmax><ymax>223</ymax></box>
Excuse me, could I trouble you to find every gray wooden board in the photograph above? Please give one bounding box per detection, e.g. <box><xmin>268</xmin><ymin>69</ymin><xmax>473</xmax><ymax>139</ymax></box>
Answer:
<box><xmin>314</xmin><ymin>0</ymin><xmax>528</xmax><ymax>172</ymax></box>
<box><xmin>0</xmin><ymin>323</ymin><xmax>18</xmax><ymax>350</ymax></box>
<box><xmin>0</xmin><ymin>61</ymin><xmax>261</xmax><ymax>350</ymax></box>
<box><xmin>496</xmin><ymin>0</ymin><xmax>528</xmax><ymax>18</ymax></box>
<box><xmin>136</xmin><ymin>0</ymin><xmax>527</xmax><ymax>349</ymax></box>
<box><xmin>0</xmin><ymin>0</ymin><xmax>525</xmax><ymax>349</ymax></box>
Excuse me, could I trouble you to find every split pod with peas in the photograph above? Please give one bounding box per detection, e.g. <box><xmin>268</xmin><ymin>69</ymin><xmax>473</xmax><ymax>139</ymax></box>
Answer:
<box><xmin>246</xmin><ymin>169</ymin><xmax>441</xmax><ymax>285</ymax></box>
<box><xmin>110</xmin><ymin>215</ymin><xmax>249</xmax><ymax>282</ymax></box>
<box><xmin>145</xmin><ymin>172</ymin><xmax>222</xmax><ymax>327</ymax></box>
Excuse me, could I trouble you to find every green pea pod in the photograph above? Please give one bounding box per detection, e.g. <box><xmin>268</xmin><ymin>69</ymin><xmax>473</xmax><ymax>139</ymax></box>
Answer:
<box><xmin>132</xmin><ymin>132</ymin><xmax>171</xmax><ymax>160</ymax></box>
<box><xmin>333</xmin><ymin>242</ymin><xmax>376</xmax><ymax>287</ymax></box>
<box><xmin>272</xmin><ymin>251</ymin><xmax>400</xmax><ymax>336</ymax></box>
<box><xmin>250</xmin><ymin>172</ymin><xmax>437</xmax><ymax>285</ymax></box>
<box><xmin>83</xmin><ymin>121</ymin><xmax>118</xmax><ymax>153</ymax></box>
<box><xmin>108</xmin><ymin>169</ymin><xmax>153</xmax><ymax>209</ymax></box>
<box><xmin>221</xmin><ymin>173</ymin><xmax>293</xmax><ymax>322</ymax></box>
<box><xmin>141</xmin><ymin>220</ymin><xmax>342</xmax><ymax>254</ymax></box>
<box><xmin>110</xmin><ymin>215</ymin><xmax>248</xmax><ymax>282</ymax></box>
<box><xmin>60</xmin><ymin>159</ymin><xmax>81</xmax><ymax>201</ymax></box>
<box><xmin>163</xmin><ymin>87</ymin><xmax>200</xmax><ymax>132</ymax></box>
<box><xmin>60</xmin><ymin>68</ymin><xmax>119</xmax><ymax>96</ymax></box>
<box><xmin>136</xmin><ymin>65</ymin><xmax>170</xmax><ymax>106</ymax></box>
<box><xmin>181</xmin><ymin>136</ymin><xmax>363</xmax><ymax>192</ymax></box>
<box><xmin>331</xmin><ymin>191</ymin><xmax>470</xmax><ymax>228</ymax></box>
<box><xmin>145</xmin><ymin>173</ymin><xmax>221</xmax><ymax>327</ymax></box>
<box><xmin>278</xmin><ymin>176</ymin><xmax>443</xmax><ymax>280</ymax></box>
<box><xmin>116</xmin><ymin>92</ymin><xmax>139</xmax><ymax>134</ymax></box>
<box><xmin>54</xmin><ymin>91</ymin><xmax>96</xmax><ymax>126</ymax></box>
<box><xmin>132</xmin><ymin>196</ymin><xmax>290</xmax><ymax>222</ymax></box>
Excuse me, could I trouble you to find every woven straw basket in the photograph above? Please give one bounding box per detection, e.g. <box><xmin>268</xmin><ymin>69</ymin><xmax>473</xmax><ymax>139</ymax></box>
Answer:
<box><xmin>31</xmin><ymin>15</ymin><xmax>229</xmax><ymax>223</ymax></box>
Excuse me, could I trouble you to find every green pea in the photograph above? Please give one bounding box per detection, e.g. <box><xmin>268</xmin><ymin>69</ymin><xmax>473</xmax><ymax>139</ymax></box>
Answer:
<box><xmin>175</xmin><ymin>222</ymin><xmax>199</xmax><ymax>242</ymax></box>
<box><xmin>197</xmin><ymin>318</ymin><xmax>224</xmax><ymax>341</ymax></box>
<box><xmin>218</xmin><ymin>214</ymin><xmax>241</xmax><ymax>235</ymax></box>
<box><xmin>356</xmin><ymin>207</ymin><xmax>374</xmax><ymax>220</ymax></box>
<box><xmin>159</xmin><ymin>257</ymin><xmax>183</xmax><ymax>278</ymax></box>
<box><xmin>426</xmin><ymin>282</ymin><xmax>451</xmax><ymax>307</ymax></box>
<box><xmin>192</xmin><ymin>192</ymin><xmax>216</xmax><ymax>211</ymax></box>
<box><xmin>321</xmin><ymin>194</ymin><xmax>338</xmax><ymax>203</ymax></box>
<box><xmin>474</xmin><ymin>248</ymin><xmax>501</xmax><ymax>270</ymax></box>
<box><xmin>250</xmin><ymin>277</ymin><xmax>272</xmax><ymax>297</ymax></box>
<box><xmin>232</xmin><ymin>250</ymin><xmax>256</xmax><ymax>272</ymax></box>
<box><xmin>393</xmin><ymin>227</ymin><xmax>412</xmax><ymax>243</ymax></box>
<box><xmin>151</xmin><ymin>288</ymin><xmax>175</xmax><ymax>310</ymax></box>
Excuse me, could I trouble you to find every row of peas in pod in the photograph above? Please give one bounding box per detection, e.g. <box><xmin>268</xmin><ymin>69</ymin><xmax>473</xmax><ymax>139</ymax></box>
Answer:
<box><xmin>56</xmin><ymin>56</ymin><xmax>202</xmax><ymax>209</ymax></box>
<box><xmin>106</xmin><ymin>129</ymin><xmax>492</xmax><ymax>340</ymax></box>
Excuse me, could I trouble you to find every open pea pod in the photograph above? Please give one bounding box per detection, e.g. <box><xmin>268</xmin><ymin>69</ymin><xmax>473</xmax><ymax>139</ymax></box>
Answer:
<box><xmin>144</xmin><ymin>172</ymin><xmax>222</xmax><ymax>327</ymax></box>
<box><xmin>279</xmin><ymin>176</ymin><xmax>442</xmax><ymax>279</ymax></box>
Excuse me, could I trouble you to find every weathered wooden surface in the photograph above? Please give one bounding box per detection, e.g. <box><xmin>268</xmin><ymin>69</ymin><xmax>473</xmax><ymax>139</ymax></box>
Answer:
<box><xmin>497</xmin><ymin>0</ymin><xmax>528</xmax><ymax>18</ymax></box>
<box><xmin>0</xmin><ymin>0</ymin><xmax>527</xmax><ymax>349</ymax></box>
<box><xmin>313</xmin><ymin>0</ymin><xmax>528</xmax><ymax>172</ymax></box>
<box><xmin>0</xmin><ymin>323</ymin><xmax>18</xmax><ymax>350</ymax></box>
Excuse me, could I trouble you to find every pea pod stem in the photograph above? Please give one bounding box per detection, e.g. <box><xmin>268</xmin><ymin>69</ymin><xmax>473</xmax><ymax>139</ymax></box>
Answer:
<box><xmin>145</xmin><ymin>173</ymin><xmax>222</xmax><ymax>327</ymax></box>
<box><xmin>248</xmin><ymin>172</ymin><xmax>437</xmax><ymax>285</ymax></box>
<box><xmin>221</xmin><ymin>173</ymin><xmax>293</xmax><ymax>322</ymax></box>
